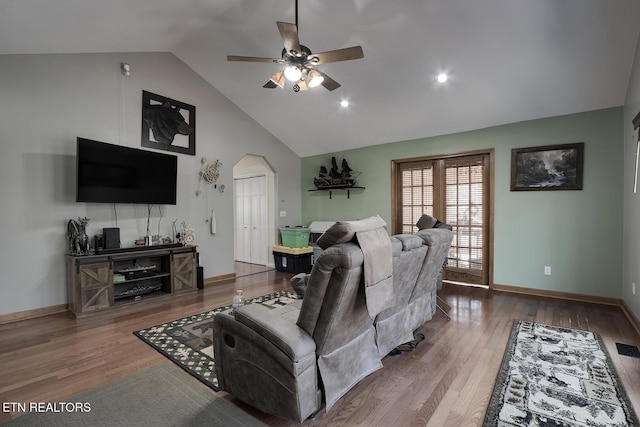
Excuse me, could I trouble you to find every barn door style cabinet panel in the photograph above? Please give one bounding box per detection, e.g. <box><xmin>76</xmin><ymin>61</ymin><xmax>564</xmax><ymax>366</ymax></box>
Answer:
<box><xmin>171</xmin><ymin>251</ymin><xmax>197</xmax><ymax>293</ymax></box>
<box><xmin>67</xmin><ymin>246</ymin><xmax>197</xmax><ymax>317</ymax></box>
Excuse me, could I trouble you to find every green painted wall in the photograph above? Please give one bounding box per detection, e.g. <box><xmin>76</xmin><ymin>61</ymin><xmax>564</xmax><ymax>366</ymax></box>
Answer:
<box><xmin>623</xmin><ymin>29</ymin><xmax>640</xmax><ymax>321</ymax></box>
<box><xmin>302</xmin><ymin>108</ymin><xmax>623</xmax><ymax>298</ymax></box>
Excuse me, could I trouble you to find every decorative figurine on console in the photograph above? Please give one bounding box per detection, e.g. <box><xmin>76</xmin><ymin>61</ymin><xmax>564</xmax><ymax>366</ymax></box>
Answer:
<box><xmin>174</xmin><ymin>220</ymin><xmax>196</xmax><ymax>247</ymax></box>
<box><xmin>67</xmin><ymin>217</ymin><xmax>92</xmax><ymax>255</ymax></box>
<box><xmin>180</xmin><ymin>226</ymin><xmax>196</xmax><ymax>247</ymax></box>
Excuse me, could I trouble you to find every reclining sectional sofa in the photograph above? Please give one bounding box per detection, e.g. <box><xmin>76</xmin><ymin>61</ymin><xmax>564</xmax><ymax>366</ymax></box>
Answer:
<box><xmin>212</xmin><ymin>215</ymin><xmax>453</xmax><ymax>422</ymax></box>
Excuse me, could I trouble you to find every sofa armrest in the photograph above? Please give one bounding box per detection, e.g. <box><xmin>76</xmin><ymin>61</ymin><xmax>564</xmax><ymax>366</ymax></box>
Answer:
<box><xmin>213</xmin><ymin>304</ymin><xmax>320</xmax><ymax>422</ymax></box>
<box><xmin>234</xmin><ymin>304</ymin><xmax>316</xmax><ymax>362</ymax></box>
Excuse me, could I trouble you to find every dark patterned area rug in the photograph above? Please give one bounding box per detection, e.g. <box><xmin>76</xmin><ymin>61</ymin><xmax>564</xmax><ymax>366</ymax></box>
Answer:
<box><xmin>133</xmin><ymin>291</ymin><xmax>300</xmax><ymax>392</ymax></box>
<box><xmin>484</xmin><ymin>320</ymin><xmax>639</xmax><ymax>426</ymax></box>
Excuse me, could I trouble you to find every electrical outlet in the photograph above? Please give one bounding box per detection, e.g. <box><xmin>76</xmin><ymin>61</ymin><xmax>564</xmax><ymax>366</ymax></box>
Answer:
<box><xmin>544</xmin><ymin>266</ymin><xmax>551</xmax><ymax>276</ymax></box>
<box><xmin>280</xmin><ymin>210</ymin><xmax>286</xmax><ymax>217</ymax></box>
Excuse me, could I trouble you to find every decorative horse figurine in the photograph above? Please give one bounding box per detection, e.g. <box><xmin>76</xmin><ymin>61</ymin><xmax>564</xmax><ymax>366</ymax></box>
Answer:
<box><xmin>67</xmin><ymin>217</ymin><xmax>91</xmax><ymax>255</ymax></box>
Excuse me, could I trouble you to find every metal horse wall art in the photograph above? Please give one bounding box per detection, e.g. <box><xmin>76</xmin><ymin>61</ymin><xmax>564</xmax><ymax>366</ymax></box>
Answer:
<box><xmin>143</xmin><ymin>101</ymin><xmax>193</xmax><ymax>144</ymax></box>
<box><xmin>67</xmin><ymin>217</ymin><xmax>91</xmax><ymax>255</ymax></box>
<box><xmin>141</xmin><ymin>90</ymin><xmax>196</xmax><ymax>155</ymax></box>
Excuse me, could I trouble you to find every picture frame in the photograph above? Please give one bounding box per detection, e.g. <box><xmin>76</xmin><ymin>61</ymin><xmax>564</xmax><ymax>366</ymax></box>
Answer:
<box><xmin>632</xmin><ymin>111</ymin><xmax>640</xmax><ymax>193</ymax></box>
<box><xmin>141</xmin><ymin>90</ymin><xmax>196</xmax><ymax>156</ymax></box>
<box><xmin>511</xmin><ymin>143</ymin><xmax>584</xmax><ymax>191</ymax></box>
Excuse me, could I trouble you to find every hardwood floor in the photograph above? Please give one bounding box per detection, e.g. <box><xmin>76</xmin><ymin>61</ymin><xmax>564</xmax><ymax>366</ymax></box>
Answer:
<box><xmin>234</xmin><ymin>261</ymin><xmax>273</xmax><ymax>278</ymax></box>
<box><xmin>1</xmin><ymin>276</ymin><xmax>639</xmax><ymax>426</ymax></box>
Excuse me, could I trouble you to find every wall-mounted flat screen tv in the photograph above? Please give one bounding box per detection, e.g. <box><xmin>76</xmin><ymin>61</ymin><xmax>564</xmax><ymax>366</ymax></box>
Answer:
<box><xmin>76</xmin><ymin>138</ymin><xmax>178</xmax><ymax>205</ymax></box>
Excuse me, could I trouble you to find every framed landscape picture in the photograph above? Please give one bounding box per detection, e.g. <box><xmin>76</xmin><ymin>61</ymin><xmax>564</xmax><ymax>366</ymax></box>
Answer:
<box><xmin>511</xmin><ymin>143</ymin><xmax>584</xmax><ymax>191</ymax></box>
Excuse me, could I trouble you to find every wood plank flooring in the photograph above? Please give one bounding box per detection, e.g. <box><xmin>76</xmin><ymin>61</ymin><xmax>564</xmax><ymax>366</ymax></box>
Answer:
<box><xmin>1</xmin><ymin>272</ymin><xmax>639</xmax><ymax>426</ymax></box>
<box><xmin>234</xmin><ymin>261</ymin><xmax>273</xmax><ymax>278</ymax></box>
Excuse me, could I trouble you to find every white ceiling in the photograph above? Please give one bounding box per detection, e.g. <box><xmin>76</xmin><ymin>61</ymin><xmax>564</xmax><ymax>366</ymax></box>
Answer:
<box><xmin>2</xmin><ymin>0</ymin><xmax>639</xmax><ymax>157</ymax></box>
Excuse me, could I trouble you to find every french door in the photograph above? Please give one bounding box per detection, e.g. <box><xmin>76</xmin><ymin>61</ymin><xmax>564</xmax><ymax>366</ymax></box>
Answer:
<box><xmin>392</xmin><ymin>150</ymin><xmax>493</xmax><ymax>287</ymax></box>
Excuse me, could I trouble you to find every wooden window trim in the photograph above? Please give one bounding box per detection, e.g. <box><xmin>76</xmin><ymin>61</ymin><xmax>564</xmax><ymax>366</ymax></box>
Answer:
<box><xmin>391</xmin><ymin>148</ymin><xmax>495</xmax><ymax>288</ymax></box>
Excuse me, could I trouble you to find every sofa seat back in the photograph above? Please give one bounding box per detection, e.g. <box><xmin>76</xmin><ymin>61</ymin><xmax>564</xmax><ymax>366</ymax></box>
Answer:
<box><xmin>407</xmin><ymin>228</ymin><xmax>454</xmax><ymax>331</ymax></box>
<box><xmin>373</xmin><ymin>234</ymin><xmax>428</xmax><ymax>355</ymax></box>
<box><xmin>297</xmin><ymin>241</ymin><xmax>383</xmax><ymax>409</ymax></box>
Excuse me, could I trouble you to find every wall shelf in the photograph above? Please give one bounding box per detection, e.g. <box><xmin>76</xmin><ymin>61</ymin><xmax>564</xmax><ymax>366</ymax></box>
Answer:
<box><xmin>308</xmin><ymin>186</ymin><xmax>365</xmax><ymax>199</ymax></box>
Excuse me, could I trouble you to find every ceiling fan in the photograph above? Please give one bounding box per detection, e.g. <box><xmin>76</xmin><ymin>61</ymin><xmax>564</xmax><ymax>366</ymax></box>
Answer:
<box><xmin>227</xmin><ymin>0</ymin><xmax>364</xmax><ymax>92</ymax></box>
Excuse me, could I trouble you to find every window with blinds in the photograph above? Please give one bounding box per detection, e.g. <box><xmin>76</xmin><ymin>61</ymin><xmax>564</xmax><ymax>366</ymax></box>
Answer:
<box><xmin>399</xmin><ymin>161</ymin><xmax>435</xmax><ymax>234</ymax></box>
<box><xmin>444</xmin><ymin>156</ymin><xmax>485</xmax><ymax>276</ymax></box>
<box><xmin>393</xmin><ymin>152</ymin><xmax>492</xmax><ymax>286</ymax></box>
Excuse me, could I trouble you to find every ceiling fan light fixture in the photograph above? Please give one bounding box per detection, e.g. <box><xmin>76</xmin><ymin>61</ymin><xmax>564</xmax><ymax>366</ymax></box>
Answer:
<box><xmin>269</xmin><ymin>71</ymin><xmax>286</xmax><ymax>88</ymax></box>
<box><xmin>307</xmin><ymin>69</ymin><xmax>324</xmax><ymax>88</ymax></box>
<box><xmin>227</xmin><ymin>0</ymin><xmax>364</xmax><ymax>91</ymax></box>
<box><xmin>284</xmin><ymin>65</ymin><xmax>302</xmax><ymax>82</ymax></box>
<box><xmin>294</xmin><ymin>79</ymin><xmax>308</xmax><ymax>92</ymax></box>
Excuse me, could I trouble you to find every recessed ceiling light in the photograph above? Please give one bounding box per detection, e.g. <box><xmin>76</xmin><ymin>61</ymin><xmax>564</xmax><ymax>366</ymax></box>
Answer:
<box><xmin>340</xmin><ymin>100</ymin><xmax>349</xmax><ymax>107</ymax></box>
<box><xmin>436</xmin><ymin>73</ymin><xmax>448</xmax><ymax>83</ymax></box>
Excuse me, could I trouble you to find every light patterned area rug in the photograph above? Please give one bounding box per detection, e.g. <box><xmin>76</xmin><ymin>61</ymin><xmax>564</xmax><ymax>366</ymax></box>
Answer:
<box><xmin>484</xmin><ymin>320</ymin><xmax>639</xmax><ymax>426</ymax></box>
<box><xmin>134</xmin><ymin>291</ymin><xmax>299</xmax><ymax>391</ymax></box>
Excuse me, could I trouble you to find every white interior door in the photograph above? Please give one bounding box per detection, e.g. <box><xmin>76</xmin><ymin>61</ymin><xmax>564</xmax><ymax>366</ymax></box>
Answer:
<box><xmin>249</xmin><ymin>176</ymin><xmax>268</xmax><ymax>265</ymax></box>
<box><xmin>234</xmin><ymin>175</ymin><xmax>268</xmax><ymax>265</ymax></box>
<box><xmin>234</xmin><ymin>178</ymin><xmax>250</xmax><ymax>263</ymax></box>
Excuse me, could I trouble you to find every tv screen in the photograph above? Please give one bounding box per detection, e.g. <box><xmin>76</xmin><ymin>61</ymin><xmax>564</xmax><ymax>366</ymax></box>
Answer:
<box><xmin>76</xmin><ymin>138</ymin><xmax>178</xmax><ymax>205</ymax></box>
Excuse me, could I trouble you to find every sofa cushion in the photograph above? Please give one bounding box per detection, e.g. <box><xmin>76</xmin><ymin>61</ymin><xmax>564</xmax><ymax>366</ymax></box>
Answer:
<box><xmin>416</xmin><ymin>214</ymin><xmax>437</xmax><ymax>230</ymax></box>
<box><xmin>389</xmin><ymin>237</ymin><xmax>402</xmax><ymax>257</ymax></box>
<box><xmin>290</xmin><ymin>272</ymin><xmax>310</xmax><ymax>296</ymax></box>
<box><xmin>234</xmin><ymin>304</ymin><xmax>316</xmax><ymax>364</ymax></box>
<box><xmin>316</xmin><ymin>215</ymin><xmax>387</xmax><ymax>250</ymax></box>
<box><xmin>392</xmin><ymin>234</ymin><xmax>423</xmax><ymax>251</ymax></box>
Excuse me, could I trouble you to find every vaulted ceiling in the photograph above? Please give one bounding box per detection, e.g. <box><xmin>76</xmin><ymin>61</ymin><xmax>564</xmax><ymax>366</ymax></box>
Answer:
<box><xmin>1</xmin><ymin>0</ymin><xmax>639</xmax><ymax>157</ymax></box>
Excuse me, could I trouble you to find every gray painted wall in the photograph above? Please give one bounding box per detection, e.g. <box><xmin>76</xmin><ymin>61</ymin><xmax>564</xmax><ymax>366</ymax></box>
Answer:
<box><xmin>302</xmin><ymin>108</ymin><xmax>624</xmax><ymax>300</ymax></box>
<box><xmin>0</xmin><ymin>53</ymin><xmax>301</xmax><ymax>316</ymax></box>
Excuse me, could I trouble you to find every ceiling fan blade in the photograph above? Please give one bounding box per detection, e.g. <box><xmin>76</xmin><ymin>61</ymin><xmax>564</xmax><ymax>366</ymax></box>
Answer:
<box><xmin>276</xmin><ymin>21</ymin><xmax>301</xmax><ymax>56</ymax></box>
<box><xmin>318</xmin><ymin>71</ymin><xmax>341</xmax><ymax>91</ymax></box>
<box><xmin>308</xmin><ymin>46</ymin><xmax>364</xmax><ymax>65</ymax></box>
<box><xmin>267</xmin><ymin>71</ymin><xmax>285</xmax><ymax>88</ymax></box>
<box><xmin>227</xmin><ymin>55</ymin><xmax>282</xmax><ymax>63</ymax></box>
<box><xmin>263</xmin><ymin>80</ymin><xmax>279</xmax><ymax>89</ymax></box>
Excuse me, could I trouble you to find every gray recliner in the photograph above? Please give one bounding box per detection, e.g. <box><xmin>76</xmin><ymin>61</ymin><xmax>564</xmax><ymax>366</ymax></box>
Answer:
<box><xmin>415</xmin><ymin>214</ymin><xmax>454</xmax><ymax>319</ymax></box>
<box><xmin>412</xmin><ymin>227</ymin><xmax>454</xmax><ymax>324</ymax></box>
<box><xmin>373</xmin><ymin>233</ymin><xmax>428</xmax><ymax>356</ymax></box>
<box><xmin>212</xmin><ymin>217</ymin><xmax>389</xmax><ymax>422</ymax></box>
<box><xmin>374</xmin><ymin>228</ymin><xmax>453</xmax><ymax>355</ymax></box>
<box><xmin>212</xmin><ymin>215</ymin><xmax>453</xmax><ymax>422</ymax></box>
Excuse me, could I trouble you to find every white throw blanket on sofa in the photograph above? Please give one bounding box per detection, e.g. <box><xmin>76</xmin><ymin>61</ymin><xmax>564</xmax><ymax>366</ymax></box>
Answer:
<box><xmin>316</xmin><ymin>214</ymin><xmax>394</xmax><ymax>318</ymax></box>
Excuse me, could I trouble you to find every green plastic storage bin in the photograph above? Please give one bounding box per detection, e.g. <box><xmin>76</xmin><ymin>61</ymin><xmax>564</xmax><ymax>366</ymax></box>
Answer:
<box><xmin>279</xmin><ymin>227</ymin><xmax>310</xmax><ymax>248</ymax></box>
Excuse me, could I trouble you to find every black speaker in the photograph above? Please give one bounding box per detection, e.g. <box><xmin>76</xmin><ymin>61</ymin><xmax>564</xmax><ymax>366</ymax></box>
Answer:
<box><xmin>103</xmin><ymin>228</ymin><xmax>120</xmax><ymax>249</ymax></box>
<box><xmin>94</xmin><ymin>234</ymin><xmax>103</xmax><ymax>250</ymax></box>
<box><xmin>197</xmin><ymin>266</ymin><xmax>204</xmax><ymax>290</ymax></box>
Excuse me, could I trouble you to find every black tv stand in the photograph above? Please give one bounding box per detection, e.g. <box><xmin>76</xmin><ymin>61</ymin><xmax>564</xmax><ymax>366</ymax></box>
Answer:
<box><xmin>94</xmin><ymin>242</ymin><xmax>182</xmax><ymax>255</ymax></box>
